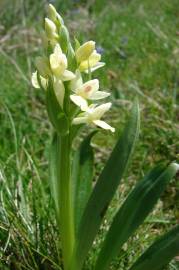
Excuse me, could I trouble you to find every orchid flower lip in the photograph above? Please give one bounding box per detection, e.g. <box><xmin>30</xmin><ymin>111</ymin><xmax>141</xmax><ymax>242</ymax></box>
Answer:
<box><xmin>70</xmin><ymin>95</ymin><xmax>88</xmax><ymax>111</ymax></box>
<box><xmin>93</xmin><ymin>120</ymin><xmax>115</xmax><ymax>132</ymax></box>
<box><xmin>72</xmin><ymin>102</ymin><xmax>115</xmax><ymax>132</ymax></box>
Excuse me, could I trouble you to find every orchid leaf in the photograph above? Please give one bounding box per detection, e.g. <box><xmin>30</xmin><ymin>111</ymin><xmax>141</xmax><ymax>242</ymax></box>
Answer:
<box><xmin>129</xmin><ymin>225</ymin><xmax>179</xmax><ymax>270</ymax></box>
<box><xmin>94</xmin><ymin>163</ymin><xmax>179</xmax><ymax>270</ymax></box>
<box><xmin>71</xmin><ymin>99</ymin><xmax>140</xmax><ymax>270</ymax></box>
<box><xmin>72</xmin><ymin>131</ymin><xmax>96</xmax><ymax>234</ymax></box>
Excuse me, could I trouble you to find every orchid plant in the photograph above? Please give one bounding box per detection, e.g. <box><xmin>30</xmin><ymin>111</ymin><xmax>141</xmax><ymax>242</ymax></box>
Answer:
<box><xmin>31</xmin><ymin>4</ymin><xmax>179</xmax><ymax>270</ymax></box>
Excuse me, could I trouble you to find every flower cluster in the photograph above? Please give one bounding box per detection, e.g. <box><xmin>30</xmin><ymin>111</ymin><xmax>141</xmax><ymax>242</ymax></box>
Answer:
<box><xmin>32</xmin><ymin>4</ymin><xmax>115</xmax><ymax>133</ymax></box>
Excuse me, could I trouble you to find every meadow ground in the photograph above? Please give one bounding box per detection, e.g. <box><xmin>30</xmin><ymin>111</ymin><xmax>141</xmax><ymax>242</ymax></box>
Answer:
<box><xmin>0</xmin><ymin>0</ymin><xmax>179</xmax><ymax>269</ymax></box>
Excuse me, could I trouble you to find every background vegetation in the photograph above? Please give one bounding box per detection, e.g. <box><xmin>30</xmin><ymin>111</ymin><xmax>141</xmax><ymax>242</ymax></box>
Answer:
<box><xmin>0</xmin><ymin>0</ymin><xmax>178</xmax><ymax>269</ymax></box>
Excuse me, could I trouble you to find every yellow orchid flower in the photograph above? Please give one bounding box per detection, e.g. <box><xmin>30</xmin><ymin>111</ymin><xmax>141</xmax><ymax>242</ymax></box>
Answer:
<box><xmin>74</xmin><ymin>79</ymin><xmax>110</xmax><ymax>100</ymax></box>
<box><xmin>79</xmin><ymin>50</ymin><xmax>105</xmax><ymax>72</ymax></box>
<box><xmin>70</xmin><ymin>78</ymin><xmax>110</xmax><ymax>111</ymax></box>
<box><xmin>72</xmin><ymin>103</ymin><xmax>115</xmax><ymax>132</ymax></box>
<box><xmin>76</xmin><ymin>41</ymin><xmax>95</xmax><ymax>63</ymax></box>
<box><xmin>49</xmin><ymin>44</ymin><xmax>75</xmax><ymax>81</ymax></box>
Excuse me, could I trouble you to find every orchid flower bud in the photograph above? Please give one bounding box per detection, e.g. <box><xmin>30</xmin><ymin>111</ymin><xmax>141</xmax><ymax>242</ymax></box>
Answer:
<box><xmin>48</xmin><ymin>4</ymin><xmax>58</xmax><ymax>22</ymax></box>
<box><xmin>48</xmin><ymin>4</ymin><xmax>64</xmax><ymax>25</ymax></box>
<box><xmin>76</xmin><ymin>41</ymin><xmax>95</xmax><ymax>63</ymax></box>
<box><xmin>45</xmin><ymin>18</ymin><xmax>58</xmax><ymax>40</ymax></box>
<box><xmin>41</xmin><ymin>31</ymin><xmax>58</xmax><ymax>49</ymax></box>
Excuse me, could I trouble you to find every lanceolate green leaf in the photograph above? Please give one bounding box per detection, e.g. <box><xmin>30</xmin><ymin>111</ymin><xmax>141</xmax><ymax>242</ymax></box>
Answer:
<box><xmin>94</xmin><ymin>163</ymin><xmax>179</xmax><ymax>270</ymax></box>
<box><xmin>71</xmin><ymin>100</ymin><xmax>140</xmax><ymax>270</ymax></box>
<box><xmin>72</xmin><ymin>132</ymin><xmax>96</xmax><ymax>234</ymax></box>
<box><xmin>46</xmin><ymin>82</ymin><xmax>69</xmax><ymax>135</ymax></box>
<box><xmin>129</xmin><ymin>225</ymin><xmax>179</xmax><ymax>270</ymax></box>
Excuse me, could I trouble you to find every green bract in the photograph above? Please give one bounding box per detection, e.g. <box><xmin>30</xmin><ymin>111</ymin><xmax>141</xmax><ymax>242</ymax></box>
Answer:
<box><xmin>31</xmin><ymin>4</ymin><xmax>179</xmax><ymax>270</ymax></box>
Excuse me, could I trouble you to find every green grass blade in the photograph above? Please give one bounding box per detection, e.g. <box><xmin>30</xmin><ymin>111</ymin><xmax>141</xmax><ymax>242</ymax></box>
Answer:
<box><xmin>71</xmin><ymin>100</ymin><xmax>140</xmax><ymax>270</ymax></box>
<box><xmin>72</xmin><ymin>132</ymin><xmax>96</xmax><ymax>234</ymax></box>
<box><xmin>129</xmin><ymin>225</ymin><xmax>179</xmax><ymax>270</ymax></box>
<box><xmin>94</xmin><ymin>163</ymin><xmax>179</xmax><ymax>270</ymax></box>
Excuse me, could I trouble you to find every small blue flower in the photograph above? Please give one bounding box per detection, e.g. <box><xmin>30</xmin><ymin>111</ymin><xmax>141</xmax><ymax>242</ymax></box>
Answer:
<box><xmin>96</xmin><ymin>46</ymin><xmax>105</xmax><ymax>55</ymax></box>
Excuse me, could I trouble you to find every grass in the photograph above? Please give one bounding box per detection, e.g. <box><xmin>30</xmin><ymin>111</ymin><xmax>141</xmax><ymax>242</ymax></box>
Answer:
<box><xmin>0</xmin><ymin>0</ymin><xmax>179</xmax><ymax>269</ymax></box>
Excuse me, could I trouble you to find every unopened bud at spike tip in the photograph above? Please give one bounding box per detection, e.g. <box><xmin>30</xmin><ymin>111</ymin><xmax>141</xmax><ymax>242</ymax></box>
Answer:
<box><xmin>48</xmin><ymin>4</ymin><xmax>57</xmax><ymax>22</ymax></box>
<box><xmin>48</xmin><ymin>4</ymin><xmax>64</xmax><ymax>25</ymax></box>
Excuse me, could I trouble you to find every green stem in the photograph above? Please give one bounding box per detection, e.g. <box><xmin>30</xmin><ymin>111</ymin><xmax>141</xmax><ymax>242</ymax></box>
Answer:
<box><xmin>58</xmin><ymin>133</ymin><xmax>75</xmax><ymax>270</ymax></box>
